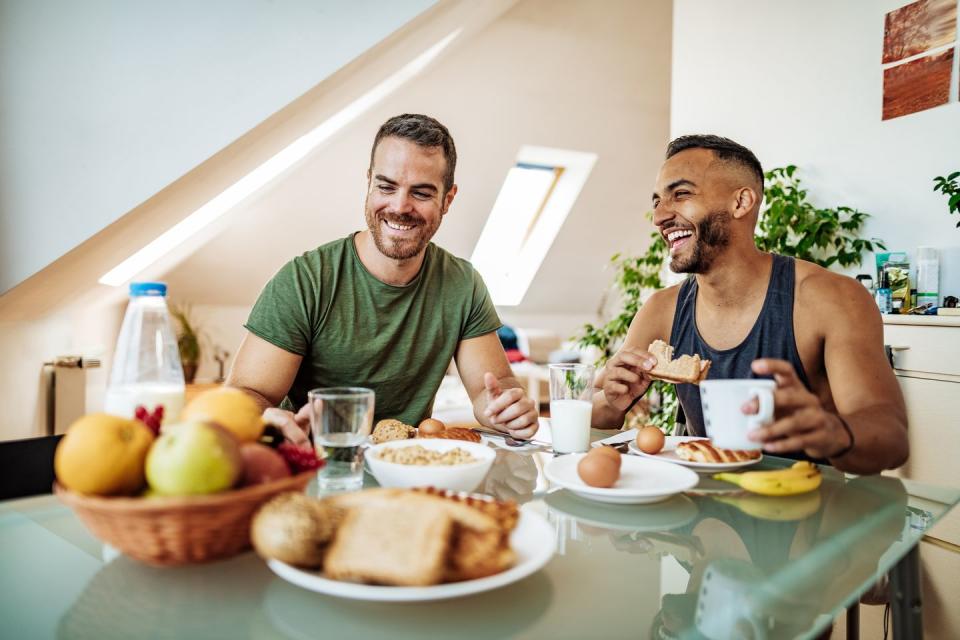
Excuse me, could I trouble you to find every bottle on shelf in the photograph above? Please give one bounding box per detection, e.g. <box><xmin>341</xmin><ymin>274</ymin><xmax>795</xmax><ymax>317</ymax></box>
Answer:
<box><xmin>875</xmin><ymin>271</ymin><xmax>892</xmax><ymax>314</ymax></box>
<box><xmin>103</xmin><ymin>282</ymin><xmax>185</xmax><ymax>426</ymax></box>
<box><xmin>916</xmin><ymin>246</ymin><xmax>939</xmax><ymax>309</ymax></box>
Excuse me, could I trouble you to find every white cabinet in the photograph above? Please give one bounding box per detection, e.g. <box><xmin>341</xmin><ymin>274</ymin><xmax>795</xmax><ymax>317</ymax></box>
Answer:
<box><xmin>882</xmin><ymin>316</ymin><xmax>960</xmax><ymax>638</ymax></box>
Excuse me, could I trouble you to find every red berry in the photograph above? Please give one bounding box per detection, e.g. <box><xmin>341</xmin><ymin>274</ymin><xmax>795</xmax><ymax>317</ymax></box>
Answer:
<box><xmin>277</xmin><ymin>443</ymin><xmax>324</xmax><ymax>473</ymax></box>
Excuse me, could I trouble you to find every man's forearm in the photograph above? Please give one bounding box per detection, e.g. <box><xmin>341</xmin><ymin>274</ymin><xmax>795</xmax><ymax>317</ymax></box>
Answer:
<box><xmin>226</xmin><ymin>382</ymin><xmax>275</xmax><ymax>414</ymax></box>
<box><xmin>591</xmin><ymin>390</ymin><xmax>627</xmax><ymax>429</ymax></box>
<box><xmin>828</xmin><ymin>407</ymin><xmax>909</xmax><ymax>474</ymax></box>
<box><xmin>472</xmin><ymin>375</ymin><xmax>524</xmax><ymax>429</ymax></box>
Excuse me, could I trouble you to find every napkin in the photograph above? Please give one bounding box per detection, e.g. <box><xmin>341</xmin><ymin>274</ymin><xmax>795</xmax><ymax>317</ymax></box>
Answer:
<box><xmin>591</xmin><ymin>428</ymin><xmax>638</xmax><ymax>447</ymax></box>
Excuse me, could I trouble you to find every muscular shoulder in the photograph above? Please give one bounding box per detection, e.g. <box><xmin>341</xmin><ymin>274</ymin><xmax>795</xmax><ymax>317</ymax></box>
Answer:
<box><xmin>626</xmin><ymin>283</ymin><xmax>683</xmax><ymax>345</ymax></box>
<box><xmin>794</xmin><ymin>259</ymin><xmax>879</xmax><ymax>332</ymax></box>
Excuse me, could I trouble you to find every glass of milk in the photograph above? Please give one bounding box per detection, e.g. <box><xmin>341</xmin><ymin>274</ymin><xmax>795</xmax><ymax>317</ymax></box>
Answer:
<box><xmin>548</xmin><ymin>363</ymin><xmax>595</xmax><ymax>454</ymax></box>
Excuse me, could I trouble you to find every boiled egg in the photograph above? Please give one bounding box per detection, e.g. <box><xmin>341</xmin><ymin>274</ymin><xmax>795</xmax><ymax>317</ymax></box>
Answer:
<box><xmin>577</xmin><ymin>454</ymin><xmax>619</xmax><ymax>488</ymax></box>
<box><xmin>636</xmin><ymin>425</ymin><xmax>665</xmax><ymax>454</ymax></box>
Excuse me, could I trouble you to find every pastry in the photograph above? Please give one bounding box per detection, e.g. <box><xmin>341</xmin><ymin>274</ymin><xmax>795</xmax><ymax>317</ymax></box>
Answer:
<box><xmin>675</xmin><ymin>439</ymin><xmax>761</xmax><ymax>463</ymax></box>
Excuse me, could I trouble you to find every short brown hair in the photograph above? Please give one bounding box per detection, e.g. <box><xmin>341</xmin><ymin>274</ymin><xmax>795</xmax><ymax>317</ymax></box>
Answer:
<box><xmin>370</xmin><ymin>114</ymin><xmax>457</xmax><ymax>194</ymax></box>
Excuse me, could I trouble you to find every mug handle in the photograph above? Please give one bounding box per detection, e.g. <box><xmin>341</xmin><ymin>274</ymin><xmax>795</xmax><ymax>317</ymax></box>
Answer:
<box><xmin>746</xmin><ymin>387</ymin><xmax>774</xmax><ymax>430</ymax></box>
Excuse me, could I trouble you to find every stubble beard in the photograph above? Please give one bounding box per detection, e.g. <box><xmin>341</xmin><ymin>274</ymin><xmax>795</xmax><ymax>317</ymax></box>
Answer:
<box><xmin>364</xmin><ymin>200</ymin><xmax>442</xmax><ymax>261</ymax></box>
<box><xmin>669</xmin><ymin>210</ymin><xmax>731</xmax><ymax>274</ymax></box>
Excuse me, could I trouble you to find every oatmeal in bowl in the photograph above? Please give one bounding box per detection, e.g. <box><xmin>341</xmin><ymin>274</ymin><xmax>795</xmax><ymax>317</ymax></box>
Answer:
<box><xmin>366</xmin><ymin>439</ymin><xmax>495</xmax><ymax>493</ymax></box>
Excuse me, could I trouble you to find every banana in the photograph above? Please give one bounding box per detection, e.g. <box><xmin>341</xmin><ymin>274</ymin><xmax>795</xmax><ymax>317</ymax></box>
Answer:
<box><xmin>712</xmin><ymin>490</ymin><xmax>822</xmax><ymax>521</ymax></box>
<box><xmin>714</xmin><ymin>461</ymin><xmax>822</xmax><ymax>496</ymax></box>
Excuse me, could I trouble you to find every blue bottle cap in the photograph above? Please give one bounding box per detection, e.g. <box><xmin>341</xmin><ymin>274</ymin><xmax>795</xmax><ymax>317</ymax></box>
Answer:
<box><xmin>129</xmin><ymin>282</ymin><xmax>168</xmax><ymax>297</ymax></box>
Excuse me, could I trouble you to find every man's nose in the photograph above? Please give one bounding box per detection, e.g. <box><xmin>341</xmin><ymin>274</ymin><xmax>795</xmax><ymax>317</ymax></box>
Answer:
<box><xmin>652</xmin><ymin>204</ymin><xmax>674</xmax><ymax>229</ymax></box>
<box><xmin>389</xmin><ymin>189</ymin><xmax>415</xmax><ymax>213</ymax></box>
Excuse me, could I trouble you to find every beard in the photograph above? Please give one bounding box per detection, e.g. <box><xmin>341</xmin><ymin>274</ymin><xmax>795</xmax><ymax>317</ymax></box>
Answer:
<box><xmin>364</xmin><ymin>201</ymin><xmax>441</xmax><ymax>261</ymax></box>
<box><xmin>669</xmin><ymin>210</ymin><xmax>731</xmax><ymax>274</ymax></box>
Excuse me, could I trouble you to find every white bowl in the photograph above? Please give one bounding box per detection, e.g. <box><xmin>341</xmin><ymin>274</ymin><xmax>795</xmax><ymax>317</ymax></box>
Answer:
<box><xmin>365</xmin><ymin>439</ymin><xmax>496</xmax><ymax>493</ymax></box>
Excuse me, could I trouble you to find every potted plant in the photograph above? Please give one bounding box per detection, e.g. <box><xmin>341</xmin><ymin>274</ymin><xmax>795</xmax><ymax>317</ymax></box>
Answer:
<box><xmin>933</xmin><ymin>171</ymin><xmax>959</xmax><ymax>227</ymax></box>
<box><xmin>170</xmin><ymin>304</ymin><xmax>202</xmax><ymax>384</ymax></box>
<box><xmin>576</xmin><ymin>166</ymin><xmax>884</xmax><ymax>433</ymax></box>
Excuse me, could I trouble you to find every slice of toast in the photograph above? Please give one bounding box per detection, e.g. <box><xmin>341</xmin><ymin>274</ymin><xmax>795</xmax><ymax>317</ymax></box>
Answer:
<box><xmin>648</xmin><ymin>340</ymin><xmax>711</xmax><ymax>384</ymax></box>
<box><xmin>323</xmin><ymin>498</ymin><xmax>452</xmax><ymax>586</ymax></box>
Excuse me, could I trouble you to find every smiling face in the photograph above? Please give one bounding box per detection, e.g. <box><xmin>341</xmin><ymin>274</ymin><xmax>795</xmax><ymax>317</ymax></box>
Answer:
<box><xmin>364</xmin><ymin>136</ymin><xmax>457</xmax><ymax>261</ymax></box>
<box><xmin>652</xmin><ymin>148</ymin><xmax>755</xmax><ymax>274</ymax></box>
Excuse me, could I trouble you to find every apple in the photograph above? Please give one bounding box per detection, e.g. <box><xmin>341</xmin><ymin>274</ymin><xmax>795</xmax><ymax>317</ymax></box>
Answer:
<box><xmin>240</xmin><ymin>442</ymin><xmax>291</xmax><ymax>486</ymax></box>
<box><xmin>145</xmin><ymin>420</ymin><xmax>242</xmax><ymax>496</ymax></box>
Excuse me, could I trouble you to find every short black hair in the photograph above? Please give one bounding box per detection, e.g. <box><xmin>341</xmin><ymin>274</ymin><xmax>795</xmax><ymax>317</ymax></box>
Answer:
<box><xmin>370</xmin><ymin>114</ymin><xmax>457</xmax><ymax>194</ymax></box>
<box><xmin>666</xmin><ymin>135</ymin><xmax>763</xmax><ymax>187</ymax></box>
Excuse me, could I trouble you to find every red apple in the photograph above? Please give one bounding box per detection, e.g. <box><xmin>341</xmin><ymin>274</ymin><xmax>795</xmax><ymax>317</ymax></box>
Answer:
<box><xmin>240</xmin><ymin>443</ymin><xmax>291</xmax><ymax>486</ymax></box>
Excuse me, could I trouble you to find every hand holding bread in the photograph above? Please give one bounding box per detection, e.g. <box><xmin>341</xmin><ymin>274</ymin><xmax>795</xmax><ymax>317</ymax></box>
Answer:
<box><xmin>646</xmin><ymin>340</ymin><xmax>711</xmax><ymax>385</ymax></box>
<box><xmin>599</xmin><ymin>340</ymin><xmax>712</xmax><ymax>412</ymax></box>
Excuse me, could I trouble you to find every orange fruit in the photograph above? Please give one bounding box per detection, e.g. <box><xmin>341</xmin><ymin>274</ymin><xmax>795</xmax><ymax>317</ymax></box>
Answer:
<box><xmin>54</xmin><ymin>413</ymin><xmax>154</xmax><ymax>495</ymax></box>
<box><xmin>180</xmin><ymin>387</ymin><xmax>264</xmax><ymax>443</ymax></box>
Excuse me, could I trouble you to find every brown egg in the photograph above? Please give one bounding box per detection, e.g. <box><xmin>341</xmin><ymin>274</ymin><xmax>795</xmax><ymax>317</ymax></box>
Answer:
<box><xmin>577</xmin><ymin>454</ymin><xmax>619</xmax><ymax>488</ymax></box>
<box><xmin>636</xmin><ymin>426</ymin><xmax>666</xmax><ymax>455</ymax></box>
<box><xmin>589</xmin><ymin>445</ymin><xmax>622</xmax><ymax>471</ymax></box>
<box><xmin>418</xmin><ymin>418</ymin><xmax>446</xmax><ymax>437</ymax></box>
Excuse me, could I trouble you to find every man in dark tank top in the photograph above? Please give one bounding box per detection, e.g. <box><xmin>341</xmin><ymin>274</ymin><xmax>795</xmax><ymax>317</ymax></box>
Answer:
<box><xmin>591</xmin><ymin>135</ymin><xmax>908</xmax><ymax>474</ymax></box>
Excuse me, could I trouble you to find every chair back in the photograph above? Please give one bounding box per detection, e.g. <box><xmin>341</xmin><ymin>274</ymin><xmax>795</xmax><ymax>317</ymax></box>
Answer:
<box><xmin>0</xmin><ymin>435</ymin><xmax>63</xmax><ymax>500</ymax></box>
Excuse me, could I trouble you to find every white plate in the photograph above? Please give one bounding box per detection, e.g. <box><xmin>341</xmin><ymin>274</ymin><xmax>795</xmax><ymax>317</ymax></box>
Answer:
<box><xmin>544</xmin><ymin>454</ymin><xmax>699</xmax><ymax>504</ymax></box>
<box><xmin>628</xmin><ymin>436</ymin><xmax>762</xmax><ymax>472</ymax></box>
<box><xmin>266</xmin><ymin>508</ymin><xmax>555</xmax><ymax>602</ymax></box>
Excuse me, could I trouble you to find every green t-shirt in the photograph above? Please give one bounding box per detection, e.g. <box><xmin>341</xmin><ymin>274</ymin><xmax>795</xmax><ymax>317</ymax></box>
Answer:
<box><xmin>244</xmin><ymin>234</ymin><xmax>501</xmax><ymax>425</ymax></box>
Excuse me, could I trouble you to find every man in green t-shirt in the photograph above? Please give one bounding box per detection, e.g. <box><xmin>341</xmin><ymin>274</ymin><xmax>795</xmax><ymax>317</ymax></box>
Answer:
<box><xmin>227</xmin><ymin>113</ymin><xmax>539</xmax><ymax>446</ymax></box>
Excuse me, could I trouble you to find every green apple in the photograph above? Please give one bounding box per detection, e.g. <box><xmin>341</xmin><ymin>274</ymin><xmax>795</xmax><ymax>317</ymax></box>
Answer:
<box><xmin>145</xmin><ymin>420</ymin><xmax>242</xmax><ymax>496</ymax></box>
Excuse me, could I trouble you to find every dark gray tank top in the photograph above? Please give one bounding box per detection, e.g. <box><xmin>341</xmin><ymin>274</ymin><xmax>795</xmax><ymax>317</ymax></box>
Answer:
<box><xmin>671</xmin><ymin>254</ymin><xmax>812</xmax><ymax>437</ymax></box>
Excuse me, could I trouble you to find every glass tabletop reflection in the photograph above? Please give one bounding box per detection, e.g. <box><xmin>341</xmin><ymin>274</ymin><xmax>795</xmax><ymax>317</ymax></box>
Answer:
<box><xmin>1</xmin><ymin>433</ymin><xmax>957</xmax><ymax>640</ymax></box>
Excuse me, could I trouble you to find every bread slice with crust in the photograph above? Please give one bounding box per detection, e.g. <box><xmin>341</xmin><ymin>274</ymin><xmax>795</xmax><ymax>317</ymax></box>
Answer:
<box><xmin>647</xmin><ymin>340</ymin><xmax>711</xmax><ymax>384</ymax></box>
<box><xmin>323</xmin><ymin>498</ymin><xmax>452</xmax><ymax>586</ymax></box>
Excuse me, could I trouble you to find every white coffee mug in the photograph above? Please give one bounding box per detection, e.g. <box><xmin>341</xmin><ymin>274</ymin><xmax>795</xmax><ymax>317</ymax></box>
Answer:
<box><xmin>699</xmin><ymin>379</ymin><xmax>775</xmax><ymax>450</ymax></box>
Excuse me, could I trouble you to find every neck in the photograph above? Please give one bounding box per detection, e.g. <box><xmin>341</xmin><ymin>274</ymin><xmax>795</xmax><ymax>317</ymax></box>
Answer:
<box><xmin>694</xmin><ymin>245</ymin><xmax>771</xmax><ymax>308</ymax></box>
<box><xmin>354</xmin><ymin>231</ymin><xmax>426</xmax><ymax>286</ymax></box>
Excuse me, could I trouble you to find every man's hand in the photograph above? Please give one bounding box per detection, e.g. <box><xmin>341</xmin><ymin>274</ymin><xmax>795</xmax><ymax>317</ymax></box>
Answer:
<box><xmin>597</xmin><ymin>347</ymin><xmax>657</xmax><ymax>411</ymax></box>
<box><xmin>482</xmin><ymin>372</ymin><xmax>539</xmax><ymax>440</ymax></box>
<box><xmin>745</xmin><ymin>359</ymin><xmax>852</xmax><ymax>459</ymax></box>
<box><xmin>262</xmin><ymin>405</ymin><xmax>312</xmax><ymax>447</ymax></box>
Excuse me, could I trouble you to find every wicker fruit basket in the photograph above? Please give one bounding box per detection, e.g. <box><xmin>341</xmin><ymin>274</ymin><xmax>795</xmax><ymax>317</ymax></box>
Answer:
<box><xmin>54</xmin><ymin>471</ymin><xmax>315</xmax><ymax>566</ymax></box>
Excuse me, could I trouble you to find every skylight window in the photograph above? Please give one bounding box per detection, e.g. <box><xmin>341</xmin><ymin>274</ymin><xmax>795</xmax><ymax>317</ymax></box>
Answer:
<box><xmin>470</xmin><ymin>146</ymin><xmax>597</xmax><ymax>306</ymax></box>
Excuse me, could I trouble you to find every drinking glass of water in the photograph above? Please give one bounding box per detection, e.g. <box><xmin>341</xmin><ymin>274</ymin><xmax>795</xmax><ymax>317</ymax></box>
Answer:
<box><xmin>548</xmin><ymin>364</ymin><xmax>594</xmax><ymax>454</ymax></box>
<box><xmin>307</xmin><ymin>387</ymin><xmax>374</xmax><ymax>493</ymax></box>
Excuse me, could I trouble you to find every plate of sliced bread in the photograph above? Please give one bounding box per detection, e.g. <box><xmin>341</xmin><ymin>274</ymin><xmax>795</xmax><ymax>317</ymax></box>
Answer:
<box><xmin>629</xmin><ymin>436</ymin><xmax>762</xmax><ymax>472</ymax></box>
<box><xmin>259</xmin><ymin>487</ymin><xmax>555</xmax><ymax>602</ymax></box>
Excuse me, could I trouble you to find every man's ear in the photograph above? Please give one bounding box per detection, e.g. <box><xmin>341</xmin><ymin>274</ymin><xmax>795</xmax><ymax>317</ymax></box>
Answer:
<box><xmin>731</xmin><ymin>187</ymin><xmax>758</xmax><ymax>220</ymax></box>
<box><xmin>442</xmin><ymin>184</ymin><xmax>458</xmax><ymax>215</ymax></box>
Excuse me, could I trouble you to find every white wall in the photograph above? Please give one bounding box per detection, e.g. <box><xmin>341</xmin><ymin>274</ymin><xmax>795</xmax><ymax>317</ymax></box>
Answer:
<box><xmin>0</xmin><ymin>0</ymin><xmax>434</xmax><ymax>294</ymax></box>
<box><xmin>162</xmin><ymin>0</ymin><xmax>673</xmax><ymax>341</ymax></box>
<box><xmin>672</xmin><ymin>0</ymin><xmax>960</xmax><ymax>298</ymax></box>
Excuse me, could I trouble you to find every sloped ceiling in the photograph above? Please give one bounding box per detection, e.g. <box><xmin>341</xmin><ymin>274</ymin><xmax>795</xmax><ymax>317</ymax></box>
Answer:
<box><xmin>162</xmin><ymin>0</ymin><xmax>673</xmax><ymax>319</ymax></box>
<box><xmin>0</xmin><ymin>0</ymin><xmax>437</xmax><ymax>295</ymax></box>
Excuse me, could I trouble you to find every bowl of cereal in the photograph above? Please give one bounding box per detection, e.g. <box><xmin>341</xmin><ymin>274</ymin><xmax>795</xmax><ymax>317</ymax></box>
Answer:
<box><xmin>365</xmin><ymin>439</ymin><xmax>496</xmax><ymax>493</ymax></box>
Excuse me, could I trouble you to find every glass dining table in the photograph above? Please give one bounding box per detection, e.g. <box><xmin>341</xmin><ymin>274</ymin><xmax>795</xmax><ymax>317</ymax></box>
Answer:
<box><xmin>1</xmin><ymin>429</ymin><xmax>957</xmax><ymax>640</ymax></box>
